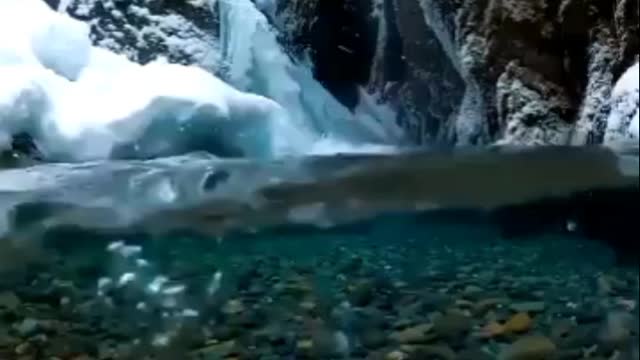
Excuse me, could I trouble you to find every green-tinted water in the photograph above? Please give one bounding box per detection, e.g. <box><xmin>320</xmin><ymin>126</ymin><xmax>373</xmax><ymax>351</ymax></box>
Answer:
<box><xmin>0</xmin><ymin>147</ymin><xmax>638</xmax><ymax>359</ymax></box>
<box><xmin>1</xmin><ymin>211</ymin><xmax>638</xmax><ymax>359</ymax></box>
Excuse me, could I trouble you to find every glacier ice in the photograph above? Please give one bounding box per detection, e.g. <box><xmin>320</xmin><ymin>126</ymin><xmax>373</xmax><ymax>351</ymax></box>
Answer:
<box><xmin>1</xmin><ymin>0</ymin><xmax>402</xmax><ymax>161</ymax></box>
<box><xmin>0</xmin><ymin>0</ymin><xmax>289</xmax><ymax>161</ymax></box>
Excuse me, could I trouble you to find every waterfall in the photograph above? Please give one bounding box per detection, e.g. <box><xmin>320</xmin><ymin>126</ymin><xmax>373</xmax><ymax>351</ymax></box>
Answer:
<box><xmin>215</xmin><ymin>0</ymin><xmax>404</xmax><ymax>155</ymax></box>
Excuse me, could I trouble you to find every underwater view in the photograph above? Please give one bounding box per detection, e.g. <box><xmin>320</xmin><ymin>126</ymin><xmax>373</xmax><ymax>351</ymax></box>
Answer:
<box><xmin>1</xmin><ymin>0</ymin><xmax>639</xmax><ymax>359</ymax></box>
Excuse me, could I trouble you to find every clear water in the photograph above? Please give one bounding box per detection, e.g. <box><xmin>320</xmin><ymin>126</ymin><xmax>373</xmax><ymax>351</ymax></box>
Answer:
<box><xmin>0</xmin><ymin>1</ymin><xmax>638</xmax><ymax>360</ymax></box>
<box><xmin>1</xmin><ymin>147</ymin><xmax>638</xmax><ymax>359</ymax></box>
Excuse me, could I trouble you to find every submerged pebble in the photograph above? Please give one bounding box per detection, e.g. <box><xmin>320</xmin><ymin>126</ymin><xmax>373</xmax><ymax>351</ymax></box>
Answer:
<box><xmin>0</xmin><ymin>231</ymin><xmax>636</xmax><ymax>359</ymax></box>
<box><xmin>500</xmin><ymin>335</ymin><xmax>557</xmax><ymax>360</ymax></box>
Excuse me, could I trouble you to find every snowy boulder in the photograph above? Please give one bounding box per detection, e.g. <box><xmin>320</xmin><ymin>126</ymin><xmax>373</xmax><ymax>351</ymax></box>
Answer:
<box><xmin>59</xmin><ymin>0</ymin><xmax>218</xmax><ymax>66</ymax></box>
<box><xmin>604</xmin><ymin>62</ymin><xmax>639</xmax><ymax>146</ymax></box>
<box><xmin>0</xmin><ymin>0</ymin><xmax>285</xmax><ymax>161</ymax></box>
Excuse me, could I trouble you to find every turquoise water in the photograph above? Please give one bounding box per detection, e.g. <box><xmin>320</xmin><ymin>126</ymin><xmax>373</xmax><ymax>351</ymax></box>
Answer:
<box><xmin>0</xmin><ymin>147</ymin><xmax>638</xmax><ymax>359</ymax></box>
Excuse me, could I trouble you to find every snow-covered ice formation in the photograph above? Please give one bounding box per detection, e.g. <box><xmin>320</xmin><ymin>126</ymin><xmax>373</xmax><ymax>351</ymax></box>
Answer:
<box><xmin>0</xmin><ymin>0</ymin><xmax>294</xmax><ymax>161</ymax></box>
<box><xmin>605</xmin><ymin>62</ymin><xmax>639</xmax><ymax>145</ymax></box>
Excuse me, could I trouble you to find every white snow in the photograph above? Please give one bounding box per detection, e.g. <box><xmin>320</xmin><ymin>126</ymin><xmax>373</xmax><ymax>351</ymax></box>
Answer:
<box><xmin>1</xmin><ymin>0</ymin><xmax>402</xmax><ymax>163</ymax></box>
<box><xmin>612</xmin><ymin>62</ymin><xmax>639</xmax><ymax>99</ymax></box>
<box><xmin>57</xmin><ymin>0</ymin><xmax>74</xmax><ymax>13</ymax></box>
<box><xmin>0</xmin><ymin>0</ymin><xmax>286</xmax><ymax>161</ymax></box>
<box><xmin>605</xmin><ymin>62</ymin><xmax>639</xmax><ymax>145</ymax></box>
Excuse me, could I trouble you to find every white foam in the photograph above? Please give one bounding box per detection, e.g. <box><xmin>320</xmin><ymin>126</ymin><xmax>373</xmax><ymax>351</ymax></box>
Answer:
<box><xmin>0</xmin><ymin>0</ymin><xmax>285</xmax><ymax>161</ymax></box>
<box><xmin>308</xmin><ymin>137</ymin><xmax>399</xmax><ymax>155</ymax></box>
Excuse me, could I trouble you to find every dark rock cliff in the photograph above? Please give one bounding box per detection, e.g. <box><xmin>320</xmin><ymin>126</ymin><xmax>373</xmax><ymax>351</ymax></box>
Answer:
<box><xmin>276</xmin><ymin>0</ymin><xmax>639</xmax><ymax>146</ymax></box>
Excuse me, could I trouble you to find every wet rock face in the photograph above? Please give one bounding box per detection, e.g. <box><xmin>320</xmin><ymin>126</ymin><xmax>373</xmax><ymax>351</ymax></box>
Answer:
<box><xmin>419</xmin><ymin>0</ymin><xmax>639</xmax><ymax>145</ymax></box>
<box><xmin>278</xmin><ymin>0</ymin><xmax>639</xmax><ymax>145</ymax></box>
<box><xmin>495</xmin><ymin>62</ymin><xmax>574</xmax><ymax>145</ymax></box>
<box><xmin>387</xmin><ymin>0</ymin><xmax>465</xmax><ymax>144</ymax></box>
<box><xmin>397</xmin><ymin>0</ymin><xmax>635</xmax><ymax>144</ymax></box>
<box><xmin>275</xmin><ymin>0</ymin><xmax>466</xmax><ymax>144</ymax></box>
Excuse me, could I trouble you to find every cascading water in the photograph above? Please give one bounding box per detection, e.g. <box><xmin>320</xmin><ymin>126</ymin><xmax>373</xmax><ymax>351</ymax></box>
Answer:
<box><xmin>215</xmin><ymin>0</ymin><xmax>404</xmax><ymax>155</ymax></box>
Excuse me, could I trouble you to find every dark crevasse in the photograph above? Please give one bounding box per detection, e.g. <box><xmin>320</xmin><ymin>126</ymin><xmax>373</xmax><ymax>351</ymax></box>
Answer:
<box><xmin>380</xmin><ymin>0</ymin><xmax>405</xmax><ymax>84</ymax></box>
<box><xmin>277</xmin><ymin>0</ymin><xmax>380</xmax><ymax>110</ymax></box>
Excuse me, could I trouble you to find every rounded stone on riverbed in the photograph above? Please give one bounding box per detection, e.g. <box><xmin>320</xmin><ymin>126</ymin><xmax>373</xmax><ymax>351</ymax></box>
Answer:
<box><xmin>0</xmin><ymin>292</ymin><xmax>21</xmax><ymax>311</ymax></box>
<box><xmin>431</xmin><ymin>311</ymin><xmax>473</xmax><ymax>341</ymax></box>
<box><xmin>348</xmin><ymin>280</ymin><xmax>375</xmax><ymax>307</ymax></box>
<box><xmin>14</xmin><ymin>318</ymin><xmax>40</xmax><ymax>337</ymax></box>
<box><xmin>221</xmin><ymin>299</ymin><xmax>245</xmax><ymax>315</ymax></box>
<box><xmin>14</xmin><ymin>341</ymin><xmax>33</xmax><ymax>356</ymax></box>
<box><xmin>192</xmin><ymin>340</ymin><xmax>237</xmax><ymax>358</ymax></box>
<box><xmin>390</xmin><ymin>324</ymin><xmax>434</xmax><ymax>344</ymax></box>
<box><xmin>473</xmin><ymin>297</ymin><xmax>509</xmax><ymax>316</ymax></box>
<box><xmin>598</xmin><ymin>311</ymin><xmax>634</xmax><ymax>352</ymax></box>
<box><xmin>509</xmin><ymin>302</ymin><xmax>546</xmax><ymax>314</ymax></box>
<box><xmin>500</xmin><ymin>335</ymin><xmax>556</xmax><ymax>360</ymax></box>
<box><xmin>385</xmin><ymin>350</ymin><xmax>408</xmax><ymax>360</ymax></box>
<box><xmin>457</xmin><ymin>347</ymin><xmax>494</xmax><ymax>360</ymax></box>
<box><xmin>361</xmin><ymin>328</ymin><xmax>388</xmax><ymax>349</ymax></box>
<box><xmin>412</xmin><ymin>344</ymin><xmax>457</xmax><ymax>360</ymax></box>
<box><xmin>462</xmin><ymin>285</ymin><xmax>484</xmax><ymax>299</ymax></box>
